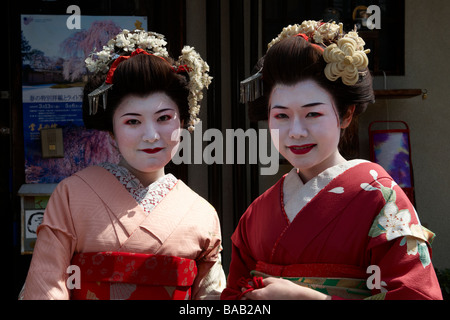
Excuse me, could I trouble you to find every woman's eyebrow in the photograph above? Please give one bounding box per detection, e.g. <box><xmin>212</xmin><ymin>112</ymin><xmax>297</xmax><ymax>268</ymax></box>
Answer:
<box><xmin>154</xmin><ymin>108</ymin><xmax>175</xmax><ymax>114</ymax></box>
<box><xmin>120</xmin><ymin>113</ymin><xmax>141</xmax><ymax>117</ymax></box>
<box><xmin>270</xmin><ymin>105</ymin><xmax>288</xmax><ymax>110</ymax></box>
<box><xmin>270</xmin><ymin>102</ymin><xmax>325</xmax><ymax>109</ymax></box>
<box><xmin>120</xmin><ymin>108</ymin><xmax>175</xmax><ymax>117</ymax></box>
<box><xmin>301</xmin><ymin>102</ymin><xmax>325</xmax><ymax>108</ymax></box>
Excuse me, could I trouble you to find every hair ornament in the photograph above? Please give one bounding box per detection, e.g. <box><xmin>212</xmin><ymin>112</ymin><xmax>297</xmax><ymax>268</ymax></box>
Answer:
<box><xmin>240</xmin><ymin>68</ymin><xmax>263</xmax><ymax>104</ymax></box>
<box><xmin>323</xmin><ymin>36</ymin><xmax>370</xmax><ymax>85</ymax></box>
<box><xmin>267</xmin><ymin>20</ymin><xmax>343</xmax><ymax>50</ymax></box>
<box><xmin>240</xmin><ymin>20</ymin><xmax>370</xmax><ymax>103</ymax></box>
<box><xmin>85</xmin><ymin>29</ymin><xmax>211</xmax><ymax>131</ymax></box>
<box><xmin>176</xmin><ymin>46</ymin><xmax>213</xmax><ymax>132</ymax></box>
<box><xmin>85</xmin><ymin>30</ymin><xmax>169</xmax><ymax>75</ymax></box>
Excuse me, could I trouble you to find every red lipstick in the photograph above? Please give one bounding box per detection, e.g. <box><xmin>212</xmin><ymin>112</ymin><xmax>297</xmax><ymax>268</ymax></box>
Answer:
<box><xmin>288</xmin><ymin>144</ymin><xmax>316</xmax><ymax>155</ymax></box>
<box><xmin>142</xmin><ymin>148</ymin><xmax>163</xmax><ymax>154</ymax></box>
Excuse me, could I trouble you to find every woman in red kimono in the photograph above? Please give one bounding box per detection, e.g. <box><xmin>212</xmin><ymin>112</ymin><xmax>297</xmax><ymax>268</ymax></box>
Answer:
<box><xmin>21</xmin><ymin>30</ymin><xmax>225</xmax><ymax>300</ymax></box>
<box><xmin>222</xmin><ymin>21</ymin><xmax>442</xmax><ymax>300</ymax></box>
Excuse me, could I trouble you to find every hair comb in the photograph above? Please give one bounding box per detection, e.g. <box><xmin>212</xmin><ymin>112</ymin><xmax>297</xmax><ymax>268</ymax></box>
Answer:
<box><xmin>87</xmin><ymin>82</ymin><xmax>113</xmax><ymax>115</ymax></box>
<box><xmin>239</xmin><ymin>68</ymin><xmax>263</xmax><ymax>104</ymax></box>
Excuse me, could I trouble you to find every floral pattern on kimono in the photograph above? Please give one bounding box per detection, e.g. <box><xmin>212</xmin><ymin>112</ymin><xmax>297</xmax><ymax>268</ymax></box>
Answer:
<box><xmin>362</xmin><ymin>169</ymin><xmax>434</xmax><ymax>268</ymax></box>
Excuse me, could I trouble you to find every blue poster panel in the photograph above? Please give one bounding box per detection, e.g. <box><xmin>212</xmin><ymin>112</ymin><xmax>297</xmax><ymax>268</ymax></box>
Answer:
<box><xmin>21</xmin><ymin>15</ymin><xmax>147</xmax><ymax>183</ymax></box>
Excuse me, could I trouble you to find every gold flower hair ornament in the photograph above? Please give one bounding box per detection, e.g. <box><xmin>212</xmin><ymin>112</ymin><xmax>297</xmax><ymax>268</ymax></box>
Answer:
<box><xmin>240</xmin><ymin>20</ymin><xmax>370</xmax><ymax>102</ymax></box>
<box><xmin>323</xmin><ymin>35</ymin><xmax>370</xmax><ymax>85</ymax></box>
<box><xmin>85</xmin><ymin>29</ymin><xmax>212</xmax><ymax>131</ymax></box>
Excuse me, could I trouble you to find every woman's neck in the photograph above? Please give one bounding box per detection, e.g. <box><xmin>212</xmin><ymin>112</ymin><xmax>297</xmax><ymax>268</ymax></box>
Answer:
<box><xmin>297</xmin><ymin>151</ymin><xmax>347</xmax><ymax>183</ymax></box>
<box><xmin>118</xmin><ymin>158</ymin><xmax>165</xmax><ymax>187</ymax></box>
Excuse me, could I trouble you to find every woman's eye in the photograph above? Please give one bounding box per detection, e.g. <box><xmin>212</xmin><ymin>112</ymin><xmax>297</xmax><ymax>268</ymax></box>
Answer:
<box><xmin>125</xmin><ymin>119</ymin><xmax>140</xmax><ymax>125</ymax></box>
<box><xmin>158</xmin><ymin>114</ymin><xmax>172</xmax><ymax>122</ymax></box>
<box><xmin>274</xmin><ymin>113</ymin><xmax>288</xmax><ymax>119</ymax></box>
<box><xmin>306</xmin><ymin>112</ymin><xmax>322</xmax><ymax>118</ymax></box>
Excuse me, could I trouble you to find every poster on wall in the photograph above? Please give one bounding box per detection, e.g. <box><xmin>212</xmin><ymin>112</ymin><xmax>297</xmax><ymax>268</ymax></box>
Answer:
<box><xmin>21</xmin><ymin>15</ymin><xmax>147</xmax><ymax>183</ymax></box>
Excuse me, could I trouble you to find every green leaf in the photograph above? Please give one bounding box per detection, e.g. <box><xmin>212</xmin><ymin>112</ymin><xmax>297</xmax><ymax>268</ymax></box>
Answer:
<box><xmin>368</xmin><ymin>213</ymin><xmax>385</xmax><ymax>238</ymax></box>
<box><xmin>381</xmin><ymin>185</ymin><xmax>396</xmax><ymax>203</ymax></box>
<box><xmin>399</xmin><ymin>237</ymin><xmax>407</xmax><ymax>246</ymax></box>
<box><xmin>418</xmin><ymin>241</ymin><xmax>431</xmax><ymax>268</ymax></box>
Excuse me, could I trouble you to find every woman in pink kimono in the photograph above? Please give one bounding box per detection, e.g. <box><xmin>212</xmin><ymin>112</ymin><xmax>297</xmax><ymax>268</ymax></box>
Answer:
<box><xmin>222</xmin><ymin>22</ymin><xmax>442</xmax><ymax>300</ymax></box>
<box><xmin>21</xmin><ymin>30</ymin><xmax>225</xmax><ymax>300</ymax></box>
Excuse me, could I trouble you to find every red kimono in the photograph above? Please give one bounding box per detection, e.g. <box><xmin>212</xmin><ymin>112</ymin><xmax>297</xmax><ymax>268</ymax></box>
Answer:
<box><xmin>222</xmin><ymin>160</ymin><xmax>442</xmax><ymax>300</ymax></box>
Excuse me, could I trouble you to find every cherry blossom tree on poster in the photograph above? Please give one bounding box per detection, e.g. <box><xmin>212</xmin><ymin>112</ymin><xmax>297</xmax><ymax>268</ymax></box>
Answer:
<box><xmin>21</xmin><ymin>15</ymin><xmax>147</xmax><ymax>183</ymax></box>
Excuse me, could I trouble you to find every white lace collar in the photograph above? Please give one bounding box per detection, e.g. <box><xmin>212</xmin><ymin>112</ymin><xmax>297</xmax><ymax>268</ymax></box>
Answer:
<box><xmin>99</xmin><ymin>163</ymin><xmax>177</xmax><ymax>215</ymax></box>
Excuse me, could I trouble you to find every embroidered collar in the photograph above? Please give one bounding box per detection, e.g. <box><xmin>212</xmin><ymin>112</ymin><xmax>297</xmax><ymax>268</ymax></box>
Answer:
<box><xmin>99</xmin><ymin>163</ymin><xmax>177</xmax><ymax>215</ymax></box>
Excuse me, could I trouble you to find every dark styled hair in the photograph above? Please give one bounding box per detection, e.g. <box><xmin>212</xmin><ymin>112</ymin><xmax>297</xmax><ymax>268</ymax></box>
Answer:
<box><xmin>82</xmin><ymin>54</ymin><xmax>189</xmax><ymax>132</ymax></box>
<box><xmin>260</xmin><ymin>36</ymin><xmax>374</xmax><ymax>120</ymax></box>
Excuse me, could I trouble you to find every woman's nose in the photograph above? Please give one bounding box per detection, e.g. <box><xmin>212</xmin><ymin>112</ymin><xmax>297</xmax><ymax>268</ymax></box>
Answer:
<box><xmin>288</xmin><ymin>117</ymin><xmax>308</xmax><ymax>139</ymax></box>
<box><xmin>143</xmin><ymin>123</ymin><xmax>160</xmax><ymax>143</ymax></box>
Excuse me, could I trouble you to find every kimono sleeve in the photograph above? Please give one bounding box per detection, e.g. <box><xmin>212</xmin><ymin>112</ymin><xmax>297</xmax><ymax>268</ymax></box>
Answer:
<box><xmin>191</xmin><ymin>199</ymin><xmax>226</xmax><ymax>300</ymax></box>
<box><xmin>367</xmin><ymin>237</ymin><xmax>442</xmax><ymax>300</ymax></box>
<box><xmin>365</xmin><ymin>180</ymin><xmax>442</xmax><ymax>300</ymax></box>
<box><xmin>221</xmin><ymin>209</ymin><xmax>257</xmax><ymax>300</ymax></box>
<box><xmin>21</xmin><ymin>179</ymin><xmax>77</xmax><ymax>300</ymax></box>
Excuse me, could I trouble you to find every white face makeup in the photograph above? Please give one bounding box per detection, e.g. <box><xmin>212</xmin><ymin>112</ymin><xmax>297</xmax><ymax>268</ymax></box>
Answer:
<box><xmin>112</xmin><ymin>92</ymin><xmax>182</xmax><ymax>185</ymax></box>
<box><xmin>268</xmin><ymin>79</ymin><xmax>350</xmax><ymax>182</ymax></box>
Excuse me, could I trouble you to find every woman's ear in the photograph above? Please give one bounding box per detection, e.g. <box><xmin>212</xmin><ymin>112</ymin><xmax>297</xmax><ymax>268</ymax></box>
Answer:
<box><xmin>341</xmin><ymin>105</ymin><xmax>356</xmax><ymax>129</ymax></box>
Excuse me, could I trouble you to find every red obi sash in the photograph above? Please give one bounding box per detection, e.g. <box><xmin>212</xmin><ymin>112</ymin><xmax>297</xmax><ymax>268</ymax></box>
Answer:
<box><xmin>70</xmin><ymin>252</ymin><xmax>198</xmax><ymax>300</ymax></box>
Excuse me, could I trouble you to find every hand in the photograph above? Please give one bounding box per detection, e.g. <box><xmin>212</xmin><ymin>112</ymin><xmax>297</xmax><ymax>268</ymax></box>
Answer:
<box><xmin>242</xmin><ymin>277</ymin><xmax>331</xmax><ymax>300</ymax></box>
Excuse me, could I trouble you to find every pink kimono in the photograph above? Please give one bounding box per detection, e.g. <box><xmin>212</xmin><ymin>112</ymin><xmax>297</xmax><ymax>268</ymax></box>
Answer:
<box><xmin>21</xmin><ymin>165</ymin><xmax>225</xmax><ymax>300</ymax></box>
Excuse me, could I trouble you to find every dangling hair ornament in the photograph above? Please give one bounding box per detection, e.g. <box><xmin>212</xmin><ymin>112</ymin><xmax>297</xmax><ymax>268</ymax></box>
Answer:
<box><xmin>239</xmin><ymin>68</ymin><xmax>263</xmax><ymax>104</ymax></box>
<box><xmin>176</xmin><ymin>46</ymin><xmax>212</xmax><ymax>132</ymax></box>
<box><xmin>240</xmin><ymin>20</ymin><xmax>370</xmax><ymax>103</ymax></box>
<box><xmin>85</xmin><ymin>29</ymin><xmax>212</xmax><ymax>131</ymax></box>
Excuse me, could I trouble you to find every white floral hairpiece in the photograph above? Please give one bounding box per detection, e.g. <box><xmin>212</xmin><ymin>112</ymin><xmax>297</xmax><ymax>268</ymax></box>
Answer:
<box><xmin>85</xmin><ymin>29</ymin><xmax>169</xmax><ymax>74</ymax></box>
<box><xmin>267</xmin><ymin>20</ymin><xmax>343</xmax><ymax>49</ymax></box>
<box><xmin>175</xmin><ymin>46</ymin><xmax>212</xmax><ymax>131</ymax></box>
<box><xmin>85</xmin><ymin>29</ymin><xmax>211</xmax><ymax>131</ymax></box>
